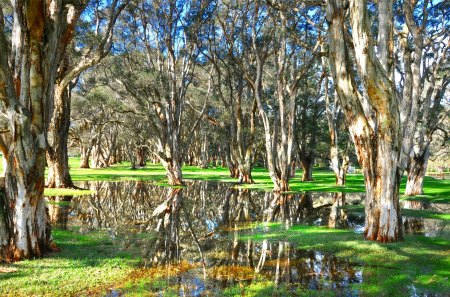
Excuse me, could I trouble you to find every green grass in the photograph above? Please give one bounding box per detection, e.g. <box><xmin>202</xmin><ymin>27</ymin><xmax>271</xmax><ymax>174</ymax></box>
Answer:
<box><xmin>44</xmin><ymin>188</ymin><xmax>95</xmax><ymax>197</ymax></box>
<box><xmin>0</xmin><ymin>157</ymin><xmax>448</xmax><ymax>296</ymax></box>
<box><xmin>0</xmin><ymin>228</ymin><xmax>141</xmax><ymax>297</ymax></box>
<box><xmin>344</xmin><ymin>205</ymin><xmax>450</xmax><ymax>222</ymax></box>
<box><xmin>1</xmin><ymin>225</ymin><xmax>447</xmax><ymax>296</ymax></box>
<box><xmin>0</xmin><ymin>157</ymin><xmax>448</xmax><ymax>202</ymax></box>
<box><xmin>238</xmin><ymin>225</ymin><xmax>450</xmax><ymax>296</ymax></box>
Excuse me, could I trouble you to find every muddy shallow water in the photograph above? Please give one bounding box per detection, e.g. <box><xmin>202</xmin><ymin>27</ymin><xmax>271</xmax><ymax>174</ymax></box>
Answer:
<box><xmin>46</xmin><ymin>180</ymin><xmax>449</xmax><ymax>296</ymax></box>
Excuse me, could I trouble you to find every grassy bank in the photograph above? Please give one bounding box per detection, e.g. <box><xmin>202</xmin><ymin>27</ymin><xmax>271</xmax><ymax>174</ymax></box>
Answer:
<box><xmin>68</xmin><ymin>158</ymin><xmax>450</xmax><ymax>203</ymax></box>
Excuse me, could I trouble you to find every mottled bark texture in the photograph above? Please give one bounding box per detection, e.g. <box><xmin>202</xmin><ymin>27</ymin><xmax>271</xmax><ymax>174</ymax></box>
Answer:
<box><xmin>401</xmin><ymin>0</ymin><xmax>449</xmax><ymax>195</ymax></box>
<box><xmin>326</xmin><ymin>0</ymin><xmax>402</xmax><ymax>242</ymax></box>
<box><xmin>405</xmin><ymin>147</ymin><xmax>428</xmax><ymax>196</ymax></box>
<box><xmin>46</xmin><ymin>85</ymin><xmax>73</xmax><ymax>188</ymax></box>
<box><xmin>0</xmin><ymin>1</ymin><xmax>87</xmax><ymax>260</ymax></box>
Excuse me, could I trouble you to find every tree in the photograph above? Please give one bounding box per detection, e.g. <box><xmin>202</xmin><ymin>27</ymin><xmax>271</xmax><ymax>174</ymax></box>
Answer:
<box><xmin>326</xmin><ymin>0</ymin><xmax>404</xmax><ymax>242</ymax></box>
<box><xmin>401</xmin><ymin>0</ymin><xmax>450</xmax><ymax>195</ymax></box>
<box><xmin>0</xmin><ymin>0</ymin><xmax>88</xmax><ymax>260</ymax></box>
<box><xmin>103</xmin><ymin>0</ymin><xmax>214</xmax><ymax>185</ymax></box>
<box><xmin>46</xmin><ymin>0</ymin><xmax>127</xmax><ymax>188</ymax></box>
<box><xmin>244</xmin><ymin>1</ymin><xmax>320</xmax><ymax>191</ymax></box>
<box><xmin>295</xmin><ymin>65</ymin><xmax>328</xmax><ymax>182</ymax></box>
<box><xmin>321</xmin><ymin>53</ymin><xmax>351</xmax><ymax>186</ymax></box>
<box><xmin>202</xmin><ymin>0</ymin><xmax>259</xmax><ymax>183</ymax></box>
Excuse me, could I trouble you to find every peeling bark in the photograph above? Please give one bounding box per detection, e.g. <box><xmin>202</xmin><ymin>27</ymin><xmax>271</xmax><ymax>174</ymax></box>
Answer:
<box><xmin>326</xmin><ymin>0</ymin><xmax>402</xmax><ymax>242</ymax></box>
<box><xmin>0</xmin><ymin>0</ymin><xmax>89</xmax><ymax>260</ymax></box>
<box><xmin>405</xmin><ymin>147</ymin><xmax>429</xmax><ymax>196</ymax></box>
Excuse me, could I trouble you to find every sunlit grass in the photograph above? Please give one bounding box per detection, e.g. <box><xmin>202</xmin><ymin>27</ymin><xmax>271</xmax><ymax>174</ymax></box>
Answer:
<box><xmin>0</xmin><ymin>228</ymin><xmax>141</xmax><ymax>297</ymax></box>
<box><xmin>239</xmin><ymin>225</ymin><xmax>450</xmax><ymax>296</ymax></box>
<box><xmin>0</xmin><ymin>157</ymin><xmax>448</xmax><ymax>202</ymax></box>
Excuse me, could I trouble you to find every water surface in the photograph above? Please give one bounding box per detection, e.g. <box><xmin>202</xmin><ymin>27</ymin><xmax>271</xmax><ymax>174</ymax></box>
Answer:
<box><xmin>46</xmin><ymin>180</ymin><xmax>449</xmax><ymax>296</ymax></box>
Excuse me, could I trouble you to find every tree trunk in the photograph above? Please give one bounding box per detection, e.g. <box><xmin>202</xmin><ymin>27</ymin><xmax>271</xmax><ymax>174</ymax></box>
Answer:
<box><xmin>136</xmin><ymin>146</ymin><xmax>146</xmax><ymax>167</ymax></box>
<box><xmin>238</xmin><ymin>163</ymin><xmax>254</xmax><ymax>184</ymax></box>
<box><xmin>1</xmin><ymin>144</ymin><xmax>53</xmax><ymax>261</ymax></box>
<box><xmin>46</xmin><ymin>86</ymin><xmax>73</xmax><ymax>188</ymax></box>
<box><xmin>326</xmin><ymin>0</ymin><xmax>403</xmax><ymax>242</ymax></box>
<box><xmin>405</xmin><ymin>147</ymin><xmax>429</xmax><ymax>196</ymax></box>
<box><xmin>80</xmin><ymin>147</ymin><xmax>91</xmax><ymax>169</ymax></box>
<box><xmin>224</xmin><ymin>143</ymin><xmax>238</xmax><ymax>178</ymax></box>
<box><xmin>274</xmin><ymin>178</ymin><xmax>290</xmax><ymax>193</ymax></box>
<box><xmin>300</xmin><ymin>157</ymin><xmax>314</xmax><ymax>182</ymax></box>
<box><xmin>363</xmin><ymin>151</ymin><xmax>402</xmax><ymax>242</ymax></box>
<box><xmin>163</xmin><ymin>160</ymin><xmax>184</xmax><ymax>186</ymax></box>
<box><xmin>199</xmin><ymin>134</ymin><xmax>209</xmax><ymax>169</ymax></box>
<box><xmin>290</xmin><ymin>159</ymin><xmax>296</xmax><ymax>178</ymax></box>
<box><xmin>337</xmin><ymin>154</ymin><xmax>349</xmax><ymax>186</ymax></box>
<box><xmin>337</xmin><ymin>145</ymin><xmax>350</xmax><ymax>186</ymax></box>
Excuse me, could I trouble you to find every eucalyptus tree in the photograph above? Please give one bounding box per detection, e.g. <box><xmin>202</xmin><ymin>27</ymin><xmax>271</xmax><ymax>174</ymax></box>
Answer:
<box><xmin>70</xmin><ymin>82</ymin><xmax>127</xmax><ymax>169</ymax></box>
<box><xmin>295</xmin><ymin>66</ymin><xmax>328</xmax><ymax>182</ymax></box>
<box><xmin>201</xmin><ymin>0</ymin><xmax>259</xmax><ymax>183</ymax></box>
<box><xmin>322</xmin><ymin>57</ymin><xmax>351</xmax><ymax>186</ymax></box>
<box><xmin>400</xmin><ymin>0</ymin><xmax>450</xmax><ymax>195</ymax></box>
<box><xmin>46</xmin><ymin>0</ymin><xmax>128</xmax><ymax>188</ymax></box>
<box><xmin>325</xmin><ymin>0</ymin><xmax>419</xmax><ymax>242</ymax></box>
<box><xmin>0</xmin><ymin>0</ymin><xmax>90</xmax><ymax>260</ymax></box>
<box><xmin>243</xmin><ymin>1</ymin><xmax>321</xmax><ymax>191</ymax></box>
<box><xmin>105</xmin><ymin>0</ymin><xmax>214</xmax><ymax>185</ymax></box>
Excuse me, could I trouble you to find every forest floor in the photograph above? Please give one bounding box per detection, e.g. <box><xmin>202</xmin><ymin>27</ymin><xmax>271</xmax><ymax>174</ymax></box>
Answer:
<box><xmin>0</xmin><ymin>157</ymin><xmax>449</xmax><ymax>296</ymax></box>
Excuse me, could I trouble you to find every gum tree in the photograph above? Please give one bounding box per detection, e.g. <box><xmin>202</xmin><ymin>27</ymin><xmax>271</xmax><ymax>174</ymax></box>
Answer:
<box><xmin>202</xmin><ymin>0</ymin><xmax>258</xmax><ymax>183</ymax></box>
<box><xmin>105</xmin><ymin>0</ymin><xmax>214</xmax><ymax>185</ymax></box>
<box><xmin>46</xmin><ymin>0</ymin><xmax>127</xmax><ymax>188</ymax></box>
<box><xmin>326</xmin><ymin>0</ymin><xmax>404</xmax><ymax>242</ymax></box>
<box><xmin>400</xmin><ymin>0</ymin><xmax>450</xmax><ymax>195</ymax></box>
<box><xmin>0</xmin><ymin>0</ymin><xmax>87</xmax><ymax>260</ymax></box>
<box><xmin>244</xmin><ymin>1</ymin><xmax>320</xmax><ymax>191</ymax></box>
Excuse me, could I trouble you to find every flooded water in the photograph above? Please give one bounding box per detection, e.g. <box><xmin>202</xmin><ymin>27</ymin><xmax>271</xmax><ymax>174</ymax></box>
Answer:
<box><xmin>45</xmin><ymin>180</ymin><xmax>449</xmax><ymax>296</ymax></box>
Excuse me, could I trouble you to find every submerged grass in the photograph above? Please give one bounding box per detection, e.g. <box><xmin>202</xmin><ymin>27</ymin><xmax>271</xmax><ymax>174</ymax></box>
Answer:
<box><xmin>239</xmin><ymin>225</ymin><xmax>450</xmax><ymax>296</ymax></box>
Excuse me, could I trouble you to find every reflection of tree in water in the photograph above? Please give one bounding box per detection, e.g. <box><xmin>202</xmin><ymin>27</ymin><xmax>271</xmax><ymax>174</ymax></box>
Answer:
<box><xmin>328</xmin><ymin>193</ymin><xmax>348</xmax><ymax>229</ymax></box>
<box><xmin>46</xmin><ymin>196</ymin><xmax>73</xmax><ymax>229</ymax></box>
<box><xmin>265</xmin><ymin>192</ymin><xmax>336</xmax><ymax>227</ymax></box>
<box><xmin>72</xmin><ymin>181</ymin><xmax>161</xmax><ymax>232</ymax></box>
<box><xmin>151</xmin><ymin>187</ymin><xmax>183</xmax><ymax>265</ymax></box>
<box><xmin>61</xmin><ymin>181</ymin><xmax>362</xmax><ymax>293</ymax></box>
<box><xmin>401</xmin><ymin>200</ymin><xmax>447</xmax><ymax>236</ymax></box>
<box><xmin>219</xmin><ymin>188</ymin><xmax>261</xmax><ymax>227</ymax></box>
<box><xmin>208</xmin><ymin>237</ymin><xmax>361</xmax><ymax>291</ymax></box>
